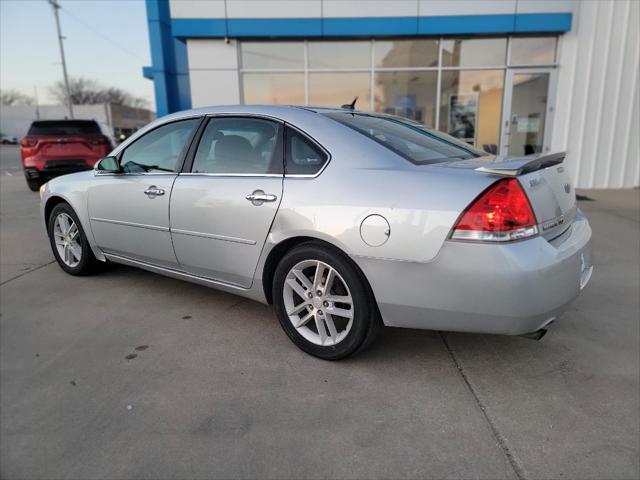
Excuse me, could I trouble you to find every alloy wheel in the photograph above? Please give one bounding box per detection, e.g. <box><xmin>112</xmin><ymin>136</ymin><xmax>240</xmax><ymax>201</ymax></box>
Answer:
<box><xmin>53</xmin><ymin>213</ymin><xmax>82</xmax><ymax>268</ymax></box>
<box><xmin>283</xmin><ymin>259</ymin><xmax>354</xmax><ymax>346</ymax></box>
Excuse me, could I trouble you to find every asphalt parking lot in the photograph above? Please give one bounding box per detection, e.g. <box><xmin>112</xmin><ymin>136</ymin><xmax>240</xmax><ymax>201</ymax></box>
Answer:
<box><xmin>0</xmin><ymin>144</ymin><xmax>638</xmax><ymax>480</ymax></box>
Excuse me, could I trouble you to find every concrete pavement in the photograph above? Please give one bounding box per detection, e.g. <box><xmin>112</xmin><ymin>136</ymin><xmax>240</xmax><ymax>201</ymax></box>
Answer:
<box><xmin>1</xmin><ymin>145</ymin><xmax>638</xmax><ymax>479</ymax></box>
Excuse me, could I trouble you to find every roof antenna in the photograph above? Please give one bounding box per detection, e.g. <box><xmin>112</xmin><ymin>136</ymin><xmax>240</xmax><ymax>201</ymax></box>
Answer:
<box><xmin>341</xmin><ymin>97</ymin><xmax>358</xmax><ymax>110</ymax></box>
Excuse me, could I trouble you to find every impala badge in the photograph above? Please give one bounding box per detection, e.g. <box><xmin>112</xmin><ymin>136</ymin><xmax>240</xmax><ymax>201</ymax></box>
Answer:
<box><xmin>542</xmin><ymin>215</ymin><xmax>565</xmax><ymax>232</ymax></box>
<box><xmin>564</xmin><ymin>183</ymin><xmax>571</xmax><ymax>194</ymax></box>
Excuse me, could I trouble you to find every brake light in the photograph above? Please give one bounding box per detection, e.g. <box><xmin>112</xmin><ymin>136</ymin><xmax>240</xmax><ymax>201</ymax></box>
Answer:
<box><xmin>451</xmin><ymin>178</ymin><xmax>538</xmax><ymax>242</ymax></box>
<box><xmin>20</xmin><ymin>138</ymin><xmax>37</xmax><ymax>148</ymax></box>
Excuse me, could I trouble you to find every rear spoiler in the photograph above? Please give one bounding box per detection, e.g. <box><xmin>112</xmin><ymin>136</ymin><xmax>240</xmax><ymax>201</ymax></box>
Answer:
<box><xmin>475</xmin><ymin>152</ymin><xmax>566</xmax><ymax>176</ymax></box>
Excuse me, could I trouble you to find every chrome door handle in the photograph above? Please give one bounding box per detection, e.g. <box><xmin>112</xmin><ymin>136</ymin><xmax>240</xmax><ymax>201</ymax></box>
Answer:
<box><xmin>245</xmin><ymin>189</ymin><xmax>277</xmax><ymax>205</ymax></box>
<box><xmin>144</xmin><ymin>186</ymin><xmax>165</xmax><ymax>198</ymax></box>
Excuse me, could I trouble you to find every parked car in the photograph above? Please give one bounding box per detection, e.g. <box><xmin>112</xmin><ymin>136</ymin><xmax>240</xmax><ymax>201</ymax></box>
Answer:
<box><xmin>20</xmin><ymin>119</ymin><xmax>112</xmax><ymax>191</ymax></box>
<box><xmin>1</xmin><ymin>133</ymin><xmax>18</xmax><ymax>144</ymax></box>
<box><xmin>40</xmin><ymin>106</ymin><xmax>593</xmax><ymax>359</ymax></box>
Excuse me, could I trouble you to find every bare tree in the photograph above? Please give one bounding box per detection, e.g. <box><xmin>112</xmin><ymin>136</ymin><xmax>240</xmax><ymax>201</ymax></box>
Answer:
<box><xmin>49</xmin><ymin>77</ymin><xmax>148</xmax><ymax>108</ymax></box>
<box><xmin>1</xmin><ymin>89</ymin><xmax>35</xmax><ymax>106</ymax></box>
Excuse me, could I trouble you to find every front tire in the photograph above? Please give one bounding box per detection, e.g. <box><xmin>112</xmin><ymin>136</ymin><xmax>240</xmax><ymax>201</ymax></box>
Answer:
<box><xmin>273</xmin><ymin>242</ymin><xmax>380</xmax><ymax>360</ymax></box>
<box><xmin>48</xmin><ymin>203</ymin><xmax>100</xmax><ymax>275</ymax></box>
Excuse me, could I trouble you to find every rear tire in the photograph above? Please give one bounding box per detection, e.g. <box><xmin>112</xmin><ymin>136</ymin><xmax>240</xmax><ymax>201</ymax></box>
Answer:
<box><xmin>273</xmin><ymin>242</ymin><xmax>380</xmax><ymax>360</ymax></box>
<box><xmin>48</xmin><ymin>203</ymin><xmax>100</xmax><ymax>276</ymax></box>
<box><xmin>26</xmin><ymin>177</ymin><xmax>40</xmax><ymax>192</ymax></box>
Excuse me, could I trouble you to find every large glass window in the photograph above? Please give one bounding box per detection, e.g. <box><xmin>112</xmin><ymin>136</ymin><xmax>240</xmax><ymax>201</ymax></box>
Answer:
<box><xmin>308</xmin><ymin>72</ymin><xmax>371</xmax><ymax>109</ymax></box>
<box><xmin>240</xmin><ymin>42</ymin><xmax>304</xmax><ymax>69</ymax></box>
<box><xmin>239</xmin><ymin>37</ymin><xmax>556</xmax><ymax>150</ymax></box>
<box><xmin>509</xmin><ymin>37</ymin><xmax>556</xmax><ymax>65</ymax></box>
<box><xmin>441</xmin><ymin>38</ymin><xmax>507</xmax><ymax>67</ymax></box>
<box><xmin>375</xmin><ymin>71</ymin><xmax>438</xmax><ymax>126</ymax></box>
<box><xmin>374</xmin><ymin>39</ymin><xmax>439</xmax><ymax>68</ymax></box>
<box><xmin>439</xmin><ymin>70</ymin><xmax>505</xmax><ymax>151</ymax></box>
<box><xmin>192</xmin><ymin>117</ymin><xmax>282</xmax><ymax>175</ymax></box>
<box><xmin>120</xmin><ymin>119</ymin><xmax>198</xmax><ymax>173</ymax></box>
<box><xmin>308</xmin><ymin>41</ymin><xmax>370</xmax><ymax>69</ymax></box>
<box><xmin>242</xmin><ymin>73</ymin><xmax>304</xmax><ymax>104</ymax></box>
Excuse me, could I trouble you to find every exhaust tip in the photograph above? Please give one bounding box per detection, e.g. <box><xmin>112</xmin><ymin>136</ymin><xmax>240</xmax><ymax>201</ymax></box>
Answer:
<box><xmin>519</xmin><ymin>328</ymin><xmax>548</xmax><ymax>341</ymax></box>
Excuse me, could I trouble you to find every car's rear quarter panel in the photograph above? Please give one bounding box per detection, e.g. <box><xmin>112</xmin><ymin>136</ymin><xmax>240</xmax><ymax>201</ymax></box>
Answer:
<box><xmin>270</xmin><ymin>111</ymin><xmax>498</xmax><ymax>264</ymax></box>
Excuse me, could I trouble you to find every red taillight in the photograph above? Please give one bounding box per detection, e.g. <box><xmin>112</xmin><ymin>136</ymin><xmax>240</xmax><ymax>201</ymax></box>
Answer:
<box><xmin>20</xmin><ymin>138</ymin><xmax>38</xmax><ymax>148</ymax></box>
<box><xmin>451</xmin><ymin>178</ymin><xmax>538</xmax><ymax>242</ymax></box>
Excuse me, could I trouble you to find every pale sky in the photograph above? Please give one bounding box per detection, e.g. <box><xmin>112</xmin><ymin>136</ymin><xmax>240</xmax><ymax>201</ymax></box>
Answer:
<box><xmin>0</xmin><ymin>0</ymin><xmax>155</xmax><ymax>109</ymax></box>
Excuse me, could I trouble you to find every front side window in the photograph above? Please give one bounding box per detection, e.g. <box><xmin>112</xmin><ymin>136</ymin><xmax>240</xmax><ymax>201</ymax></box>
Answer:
<box><xmin>324</xmin><ymin>112</ymin><xmax>482</xmax><ymax>164</ymax></box>
<box><xmin>120</xmin><ymin>119</ymin><xmax>198</xmax><ymax>173</ymax></box>
<box><xmin>192</xmin><ymin>117</ymin><xmax>283</xmax><ymax>174</ymax></box>
<box><xmin>285</xmin><ymin>128</ymin><xmax>328</xmax><ymax>175</ymax></box>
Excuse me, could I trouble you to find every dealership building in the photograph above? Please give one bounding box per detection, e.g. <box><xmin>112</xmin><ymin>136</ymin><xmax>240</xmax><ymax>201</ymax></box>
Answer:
<box><xmin>143</xmin><ymin>0</ymin><xmax>639</xmax><ymax>188</ymax></box>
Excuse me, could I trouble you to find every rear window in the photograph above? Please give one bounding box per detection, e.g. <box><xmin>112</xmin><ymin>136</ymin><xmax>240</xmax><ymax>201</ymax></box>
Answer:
<box><xmin>323</xmin><ymin>112</ymin><xmax>484</xmax><ymax>164</ymax></box>
<box><xmin>28</xmin><ymin>120</ymin><xmax>101</xmax><ymax>136</ymax></box>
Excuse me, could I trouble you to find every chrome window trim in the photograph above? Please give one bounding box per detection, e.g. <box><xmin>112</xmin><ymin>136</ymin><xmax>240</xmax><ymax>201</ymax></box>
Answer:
<box><xmin>179</xmin><ymin>172</ymin><xmax>282</xmax><ymax>178</ymax></box>
<box><xmin>94</xmin><ymin>171</ymin><xmax>176</xmax><ymax>177</ymax></box>
<box><xmin>203</xmin><ymin>112</ymin><xmax>286</xmax><ymax>124</ymax></box>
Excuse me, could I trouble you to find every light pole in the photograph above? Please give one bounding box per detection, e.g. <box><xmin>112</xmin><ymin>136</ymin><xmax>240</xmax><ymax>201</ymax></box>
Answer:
<box><xmin>47</xmin><ymin>0</ymin><xmax>73</xmax><ymax>118</ymax></box>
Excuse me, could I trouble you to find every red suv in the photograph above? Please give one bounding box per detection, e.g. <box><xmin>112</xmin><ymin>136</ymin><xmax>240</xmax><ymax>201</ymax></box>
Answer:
<box><xmin>20</xmin><ymin>120</ymin><xmax>113</xmax><ymax>191</ymax></box>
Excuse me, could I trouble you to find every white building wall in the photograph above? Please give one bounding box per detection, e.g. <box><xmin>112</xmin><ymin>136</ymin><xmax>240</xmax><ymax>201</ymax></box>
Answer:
<box><xmin>552</xmin><ymin>0</ymin><xmax>639</xmax><ymax>188</ymax></box>
<box><xmin>187</xmin><ymin>39</ymin><xmax>241</xmax><ymax>106</ymax></box>
<box><xmin>170</xmin><ymin>0</ymin><xmax>576</xmax><ymax>19</ymax></box>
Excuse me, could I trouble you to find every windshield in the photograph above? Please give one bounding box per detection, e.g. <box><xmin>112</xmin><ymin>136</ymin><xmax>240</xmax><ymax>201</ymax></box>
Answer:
<box><xmin>28</xmin><ymin>120</ymin><xmax>101</xmax><ymax>136</ymax></box>
<box><xmin>323</xmin><ymin>112</ymin><xmax>485</xmax><ymax>164</ymax></box>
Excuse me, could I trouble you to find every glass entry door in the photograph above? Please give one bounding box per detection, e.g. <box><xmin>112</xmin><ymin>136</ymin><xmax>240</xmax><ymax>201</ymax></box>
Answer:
<box><xmin>500</xmin><ymin>69</ymin><xmax>556</xmax><ymax>156</ymax></box>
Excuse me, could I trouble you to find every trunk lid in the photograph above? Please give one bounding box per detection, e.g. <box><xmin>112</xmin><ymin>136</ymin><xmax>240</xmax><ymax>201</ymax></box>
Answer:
<box><xmin>518</xmin><ymin>163</ymin><xmax>576</xmax><ymax>240</ymax></box>
<box><xmin>435</xmin><ymin>152</ymin><xmax>576</xmax><ymax>240</ymax></box>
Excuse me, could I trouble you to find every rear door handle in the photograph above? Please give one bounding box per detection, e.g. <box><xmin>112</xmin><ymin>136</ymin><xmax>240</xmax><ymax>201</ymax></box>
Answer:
<box><xmin>144</xmin><ymin>186</ymin><xmax>165</xmax><ymax>198</ymax></box>
<box><xmin>245</xmin><ymin>189</ymin><xmax>277</xmax><ymax>205</ymax></box>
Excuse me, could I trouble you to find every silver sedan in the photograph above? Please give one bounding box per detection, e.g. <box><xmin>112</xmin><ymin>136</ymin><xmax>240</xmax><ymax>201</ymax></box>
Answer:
<box><xmin>40</xmin><ymin>105</ymin><xmax>593</xmax><ymax>359</ymax></box>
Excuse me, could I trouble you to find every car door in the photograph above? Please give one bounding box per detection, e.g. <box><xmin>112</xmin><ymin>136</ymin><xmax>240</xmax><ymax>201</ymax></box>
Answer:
<box><xmin>169</xmin><ymin>116</ymin><xmax>284</xmax><ymax>288</ymax></box>
<box><xmin>88</xmin><ymin>118</ymin><xmax>200</xmax><ymax>267</ymax></box>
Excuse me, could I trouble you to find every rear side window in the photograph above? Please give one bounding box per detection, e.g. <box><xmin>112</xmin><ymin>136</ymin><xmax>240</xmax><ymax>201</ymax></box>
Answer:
<box><xmin>28</xmin><ymin>120</ymin><xmax>101</xmax><ymax>136</ymax></box>
<box><xmin>285</xmin><ymin>127</ymin><xmax>328</xmax><ymax>175</ymax></box>
<box><xmin>323</xmin><ymin>112</ymin><xmax>482</xmax><ymax>164</ymax></box>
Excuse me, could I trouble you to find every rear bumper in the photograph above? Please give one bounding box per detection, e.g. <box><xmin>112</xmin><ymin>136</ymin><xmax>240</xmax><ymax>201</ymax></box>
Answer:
<box><xmin>355</xmin><ymin>210</ymin><xmax>593</xmax><ymax>336</ymax></box>
<box><xmin>24</xmin><ymin>159</ymin><xmax>93</xmax><ymax>181</ymax></box>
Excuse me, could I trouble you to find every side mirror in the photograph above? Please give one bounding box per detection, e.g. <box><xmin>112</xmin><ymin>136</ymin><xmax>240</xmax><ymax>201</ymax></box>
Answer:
<box><xmin>96</xmin><ymin>156</ymin><xmax>120</xmax><ymax>173</ymax></box>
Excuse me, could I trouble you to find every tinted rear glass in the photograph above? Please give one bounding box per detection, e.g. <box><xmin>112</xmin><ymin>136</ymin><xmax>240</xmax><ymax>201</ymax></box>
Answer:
<box><xmin>323</xmin><ymin>112</ymin><xmax>483</xmax><ymax>164</ymax></box>
<box><xmin>28</xmin><ymin>120</ymin><xmax>101</xmax><ymax>136</ymax></box>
